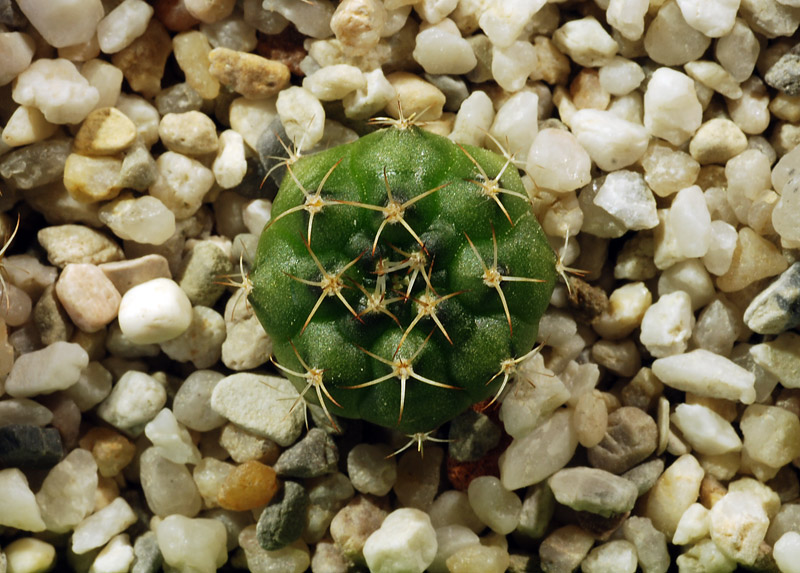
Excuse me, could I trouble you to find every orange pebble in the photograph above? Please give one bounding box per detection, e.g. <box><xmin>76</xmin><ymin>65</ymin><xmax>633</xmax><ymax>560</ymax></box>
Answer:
<box><xmin>217</xmin><ymin>460</ymin><xmax>280</xmax><ymax>511</ymax></box>
<box><xmin>79</xmin><ymin>427</ymin><xmax>137</xmax><ymax>478</ymax></box>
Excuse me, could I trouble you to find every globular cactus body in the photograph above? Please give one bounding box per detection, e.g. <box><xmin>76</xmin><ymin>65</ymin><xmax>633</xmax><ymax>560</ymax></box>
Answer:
<box><xmin>249</xmin><ymin>124</ymin><xmax>556</xmax><ymax>434</ymax></box>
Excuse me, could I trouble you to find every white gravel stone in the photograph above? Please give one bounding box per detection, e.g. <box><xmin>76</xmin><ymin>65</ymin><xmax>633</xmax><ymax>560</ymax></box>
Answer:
<box><xmin>229</xmin><ymin>96</ymin><xmax>277</xmax><ymax>150</ymax></box>
<box><xmin>671</xmin><ymin>403</ymin><xmax>742</xmax><ymax>455</ymax></box>
<box><xmin>98</xmin><ymin>193</ymin><xmax>176</xmax><ymax>246</ymax></box>
<box><xmin>467</xmin><ymin>476</ymin><xmax>522</xmax><ymax>535</ymax></box>
<box><xmin>644</xmin><ymin>68</ymin><xmax>702</xmax><ymax>146</ymax></box>
<box><xmin>363</xmin><ymin>508</ymin><xmax>437</xmax><ymax>573</ymax></box>
<box><xmin>210</xmin><ymin>372</ymin><xmax>304</xmax><ymax>447</ymax></box>
<box><xmin>0</xmin><ymin>468</ymin><xmax>46</xmax><ymax>532</ymax></box>
<box><xmin>639</xmin><ymin>291</ymin><xmax>694</xmax><ymax>358</ymax></box>
<box><xmin>478</xmin><ymin>0</ymin><xmax>546</xmax><ymax>48</ymax></box>
<box><xmin>642</xmin><ymin>454</ymin><xmax>704</xmax><ymax>539</ymax></box>
<box><xmin>36</xmin><ymin>448</ymin><xmax>98</xmax><ymax>534</ymax></box>
<box><xmin>81</xmin><ymin>59</ymin><xmax>124</xmax><ymax>110</ymax></box>
<box><xmin>72</xmin><ymin>497</ymin><xmax>138</xmax><ymax>555</ymax></box>
<box><xmin>276</xmin><ymin>86</ymin><xmax>325</xmax><ymax>151</ymax></box>
<box><xmin>16</xmin><ymin>0</ymin><xmax>104</xmax><ymax>48</ymax></box>
<box><xmin>1</xmin><ymin>105</ymin><xmax>57</xmax><ymax>147</ymax></box>
<box><xmin>489</xmin><ymin>91</ymin><xmax>538</xmax><ymax>161</ymax></box>
<box><xmin>429</xmin><ymin>525</ymin><xmax>480</xmax><ymax>573</ymax></box>
<box><xmin>172</xmin><ymin>370</ymin><xmax>227</xmax><ymax>432</ymax></box>
<box><xmin>96</xmin><ymin>370</ymin><xmax>168</xmax><ymax>436</ymax></box>
<box><xmin>159</xmin><ymin>111</ymin><xmax>219</xmax><ymax>156</ymax></box>
<box><xmin>264</xmin><ymin>0</ymin><xmax>335</xmax><ymax>38</ymax></box>
<box><xmin>673</xmin><ymin>503</ymin><xmax>709</xmax><ymax>545</ymax></box>
<box><xmin>675</xmin><ymin>0</ymin><xmax>739</xmax><ymax>37</ymax></box>
<box><xmin>150</xmin><ymin>151</ymin><xmax>215</xmax><ymax>219</ymax></box>
<box><xmin>491</xmin><ymin>40</ymin><xmax>537</xmax><ymax>93</ymax></box>
<box><xmin>429</xmin><ymin>491</ymin><xmax>484</xmax><ymax>533</ymax></box>
<box><xmin>343</xmin><ymin>68</ymin><xmax>396</xmax><ymax>120</ymax></box>
<box><xmin>527</xmin><ymin>128</ymin><xmax>592</xmax><ymax>192</ymax></box>
<box><xmin>645</xmin><ymin>0</ymin><xmax>711</xmax><ymax>66</ymax></box>
<box><xmin>669</xmin><ymin>185</ymin><xmax>712</xmax><ymax>258</ymax></box>
<box><xmin>0</xmin><ymin>32</ymin><xmax>36</xmax><ymax>87</ymax></box>
<box><xmin>414</xmin><ymin>0</ymin><xmax>458</xmax><ymax>24</ymax></box>
<box><xmin>413</xmin><ymin>18</ymin><xmax>476</xmax><ymax>75</ymax></box>
<box><xmin>97</xmin><ymin>0</ymin><xmax>154</xmax><ymax>54</ymax></box>
<box><xmin>63</xmin><ymin>361</ymin><xmax>113</xmax><ymax>412</ymax></box>
<box><xmin>157</xmin><ymin>515</ymin><xmax>228</xmax><ymax>573</ymax></box>
<box><xmin>117</xmin><ymin>278</ymin><xmax>193</xmax><ymax>345</ymax></box>
<box><xmin>606</xmin><ymin>0</ymin><xmax>649</xmax><ymax>40</ymax></box>
<box><xmin>303</xmin><ymin>64</ymin><xmax>366</xmax><ymax>101</ymax></box>
<box><xmin>658</xmin><ymin>259</ymin><xmax>715</xmax><ymax>311</ymax></box>
<box><xmin>144</xmin><ymin>408</ymin><xmax>202</xmax><ymax>465</ymax></box>
<box><xmin>499</xmin><ymin>409</ymin><xmax>578</xmax><ymax>491</ymax></box>
<box><xmin>160</xmin><ymin>305</ymin><xmax>226</xmax><ymax>369</ymax></box>
<box><xmin>347</xmin><ymin>443</ymin><xmax>397</xmax><ymax>496</ymax></box>
<box><xmin>582</xmin><ymin>539</ymin><xmax>638</xmax><ymax>573</ymax></box>
<box><xmin>448</xmin><ymin>90</ymin><xmax>494</xmax><ymax>147</ymax></box>
<box><xmin>116</xmin><ymin>94</ymin><xmax>161</xmax><ymax>148</ymax></box>
<box><xmin>592</xmin><ymin>170</ymin><xmax>658</xmax><ymax>230</ymax></box>
<box><xmin>702</xmin><ymin>220</ymin><xmax>738</xmax><ymax>276</ymax></box>
<box><xmin>740</xmin><ymin>404</ymin><xmax>800</xmax><ymax>469</ymax></box>
<box><xmin>652</xmin><ymin>349</ymin><xmax>757</xmax><ymax>404</ymax></box>
<box><xmin>89</xmin><ymin>534</ymin><xmax>134</xmax><ymax>573</ymax></box>
<box><xmin>709</xmin><ymin>490</ymin><xmax>769</xmax><ymax>565</ymax></box>
<box><xmin>552</xmin><ymin>16</ymin><xmax>618</xmax><ymax>67</ymax></box>
<box><xmin>598</xmin><ymin>57</ymin><xmax>644</xmax><ymax>96</ymax></box>
<box><xmin>685</xmin><ymin>61</ymin><xmax>742</xmax><ymax>99</ymax></box>
<box><xmin>569</xmin><ymin>109</ymin><xmax>648</xmax><ymax>171</ymax></box>
<box><xmin>715</xmin><ymin>18</ymin><xmax>760</xmax><ymax>83</ymax></box>
<box><xmin>213</xmin><ymin>129</ymin><xmax>247</xmax><ymax>189</ymax></box>
<box><xmin>5</xmin><ymin>341</ymin><xmax>88</xmax><ymax>398</ymax></box>
<box><xmin>774</xmin><ymin>532</ymin><xmax>800</xmax><ymax>573</ymax></box>
<box><xmin>12</xmin><ymin>58</ymin><xmax>100</xmax><ymax>125</ymax></box>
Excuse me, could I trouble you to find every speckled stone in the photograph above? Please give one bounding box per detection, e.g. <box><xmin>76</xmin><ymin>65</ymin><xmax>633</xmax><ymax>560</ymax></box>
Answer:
<box><xmin>177</xmin><ymin>240</ymin><xmax>233</xmax><ymax>307</ymax></box>
<box><xmin>111</xmin><ymin>19</ymin><xmax>172</xmax><ymax>99</ymax></box>
<box><xmin>448</xmin><ymin>408</ymin><xmax>502</xmax><ymax>462</ymax></box>
<box><xmin>208</xmin><ymin>47</ymin><xmax>291</xmax><ymax>99</ymax></box>
<box><xmin>38</xmin><ymin>224</ymin><xmax>124</xmax><ymax>268</ymax></box>
<box><xmin>274</xmin><ymin>428</ymin><xmax>338</xmax><ymax>478</ymax></box>
<box><xmin>256</xmin><ymin>481</ymin><xmax>309</xmax><ymax>551</ymax></box>
<box><xmin>744</xmin><ymin>262</ymin><xmax>800</xmax><ymax>334</ymax></box>
<box><xmin>0</xmin><ymin>425</ymin><xmax>63</xmax><ymax>469</ymax></box>
<box><xmin>766</xmin><ymin>44</ymin><xmax>800</xmax><ymax>96</ymax></box>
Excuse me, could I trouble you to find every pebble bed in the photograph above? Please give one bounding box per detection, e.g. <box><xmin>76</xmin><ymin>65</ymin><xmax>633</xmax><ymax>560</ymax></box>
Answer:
<box><xmin>1</xmin><ymin>0</ymin><xmax>800</xmax><ymax>572</ymax></box>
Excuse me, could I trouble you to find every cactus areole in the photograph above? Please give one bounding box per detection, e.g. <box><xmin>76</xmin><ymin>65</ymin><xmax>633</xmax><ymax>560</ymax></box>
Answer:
<box><xmin>249</xmin><ymin>123</ymin><xmax>557</xmax><ymax>434</ymax></box>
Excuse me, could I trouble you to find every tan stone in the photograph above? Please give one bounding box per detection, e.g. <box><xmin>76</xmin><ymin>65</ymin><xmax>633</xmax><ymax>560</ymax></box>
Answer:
<box><xmin>79</xmin><ymin>427</ymin><xmax>137</xmax><ymax>478</ymax></box>
<box><xmin>570</xmin><ymin>68</ymin><xmax>609</xmax><ymax>110</ymax></box>
<box><xmin>531</xmin><ymin>35</ymin><xmax>571</xmax><ymax>86</ymax></box>
<box><xmin>716</xmin><ymin>228</ymin><xmax>789</xmax><ymax>292</ymax></box>
<box><xmin>208</xmin><ymin>47</ymin><xmax>290</xmax><ymax>100</ymax></box>
<box><xmin>383</xmin><ymin>72</ymin><xmax>445</xmax><ymax>122</ymax></box>
<box><xmin>73</xmin><ymin>107</ymin><xmax>138</xmax><ymax>156</ymax></box>
<box><xmin>217</xmin><ymin>460</ymin><xmax>279</xmax><ymax>511</ymax></box>
<box><xmin>111</xmin><ymin>19</ymin><xmax>172</xmax><ymax>99</ymax></box>
<box><xmin>55</xmin><ymin>263</ymin><xmax>121</xmax><ymax>333</ymax></box>
<box><xmin>63</xmin><ymin>153</ymin><xmax>124</xmax><ymax>203</ymax></box>
<box><xmin>173</xmin><ymin>30</ymin><xmax>220</xmax><ymax>100</ymax></box>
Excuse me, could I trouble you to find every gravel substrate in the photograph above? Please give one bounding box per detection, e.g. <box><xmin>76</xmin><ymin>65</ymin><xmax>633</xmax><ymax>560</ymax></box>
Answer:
<box><xmin>2</xmin><ymin>0</ymin><xmax>800</xmax><ymax>572</ymax></box>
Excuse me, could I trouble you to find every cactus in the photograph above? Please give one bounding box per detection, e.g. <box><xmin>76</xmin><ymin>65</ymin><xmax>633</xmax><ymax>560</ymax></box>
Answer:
<box><xmin>248</xmin><ymin>120</ymin><xmax>557</xmax><ymax>434</ymax></box>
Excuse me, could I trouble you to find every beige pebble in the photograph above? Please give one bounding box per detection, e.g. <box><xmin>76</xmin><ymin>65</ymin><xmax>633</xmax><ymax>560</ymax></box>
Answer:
<box><xmin>530</xmin><ymin>35</ymin><xmax>571</xmax><ymax>86</ymax></box>
<box><xmin>62</xmin><ymin>153</ymin><xmax>124</xmax><ymax>203</ymax></box>
<box><xmin>716</xmin><ymin>227</ymin><xmax>789</xmax><ymax>292</ymax></box>
<box><xmin>184</xmin><ymin>0</ymin><xmax>235</xmax><ymax>23</ymax></box>
<box><xmin>73</xmin><ymin>107</ymin><xmax>138</xmax><ymax>156</ymax></box>
<box><xmin>570</xmin><ymin>69</ymin><xmax>609</xmax><ymax>110</ymax></box>
<box><xmin>1</xmin><ymin>105</ymin><xmax>58</xmax><ymax>147</ymax></box>
<box><xmin>331</xmin><ymin>0</ymin><xmax>386</xmax><ymax>55</ymax></box>
<box><xmin>173</xmin><ymin>30</ymin><xmax>220</xmax><ymax>100</ymax></box>
<box><xmin>38</xmin><ymin>224</ymin><xmax>124</xmax><ymax>268</ymax></box>
<box><xmin>111</xmin><ymin>20</ymin><xmax>172</xmax><ymax>99</ymax></box>
<box><xmin>574</xmin><ymin>390</ymin><xmax>608</xmax><ymax>448</ymax></box>
<box><xmin>159</xmin><ymin>111</ymin><xmax>219</xmax><ymax>155</ymax></box>
<box><xmin>384</xmin><ymin>72</ymin><xmax>446</xmax><ymax>122</ymax></box>
<box><xmin>689</xmin><ymin>118</ymin><xmax>748</xmax><ymax>165</ymax></box>
<box><xmin>208</xmin><ymin>47</ymin><xmax>290</xmax><ymax>99</ymax></box>
<box><xmin>55</xmin><ymin>263</ymin><xmax>121</xmax><ymax>333</ymax></box>
<box><xmin>99</xmin><ymin>255</ymin><xmax>172</xmax><ymax>295</ymax></box>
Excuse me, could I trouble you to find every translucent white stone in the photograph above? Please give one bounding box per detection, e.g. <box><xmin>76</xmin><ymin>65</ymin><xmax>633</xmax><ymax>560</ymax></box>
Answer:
<box><xmin>673</xmin><ymin>503</ymin><xmax>709</xmax><ymax>545</ymax></box>
<box><xmin>144</xmin><ymin>408</ymin><xmax>202</xmax><ymax>465</ymax></box>
<box><xmin>343</xmin><ymin>68</ymin><xmax>396</xmax><ymax>120</ymax></box>
<box><xmin>72</xmin><ymin>497</ymin><xmax>138</xmax><ymax>554</ymax></box>
<box><xmin>652</xmin><ymin>349</ymin><xmax>756</xmax><ymax>404</ymax></box>
<box><xmin>674</xmin><ymin>0</ymin><xmax>739</xmax><ymax>37</ymax></box>
<box><xmin>644</xmin><ymin>0</ymin><xmax>711</xmax><ymax>66</ymax></box>
<box><xmin>639</xmin><ymin>291</ymin><xmax>694</xmax><ymax>358</ymax></box>
<box><xmin>642</xmin><ymin>454</ymin><xmax>704</xmax><ymax>539</ymax></box>
<box><xmin>491</xmin><ymin>40</ymin><xmax>537</xmax><ymax>93</ymax></box>
<box><xmin>12</xmin><ymin>58</ymin><xmax>100</xmax><ymax>124</ymax></box>
<box><xmin>347</xmin><ymin>443</ymin><xmax>397</xmax><ymax>496</ymax></box>
<box><xmin>89</xmin><ymin>534</ymin><xmax>135</xmax><ymax>573</ymax></box>
<box><xmin>1</xmin><ymin>105</ymin><xmax>57</xmax><ymax>147</ymax></box>
<box><xmin>581</xmin><ymin>540</ymin><xmax>638</xmax><ymax>573</ymax></box>
<box><xmin>552</xmin><ymin>16</ymin><xmax>618</xmax><ymax>67</ymax></box>
<box><xmin>715</xmin><ymin>18</ymin><xmax>760</xmax><ymax>82</ymax></box>
<box><xmin>413</xmin><ymin>18</ymin><xmax>476</xmax><ymax>75</ymax></box>
<box><xmin>276</xmin><ymin>86</ymin><xmax>325</xmax><ymax>151</ymax></box>
<box><xmin>685</xmin><ymin>60</ymin><xmax>742</xmax><ymax>99</ymax></box>
<box><xmin>150</xmin><ymin>151</ymin><xmax>215</xmax><ymax>219</ymax></box>
<box><xmin>156</xmin><ymin>515</ymin><xmax>229</xmax><ymax>573</ymax></box>
<box><xmin>5</xmin><ymin>341</ymin><xmax>88</xmax><ymax>398</ymax></box>
<box><xmin>15</xmin><ymin>0</ymin><xmax>104</xmax><ymax>48</ymax></box>
<box><xmin>489</xmin><ymin>91</ymin><xmax>538</xmax><ymax>162</ymax></box>
<box><xmin>668</xmin><ymin>185</ymin><xmax>711</xmax><ymax>259</ymax></box>
<box><xmin>0</xmin><ymin>468</ymin><xmax>46</xmax><ymax>531</ymax></box>
<box><xmin>363</xmin><ymin>508</ymin><xmax>437</xmax><ymax>573</ymax></box>
<box><xmin>526</xmin><ymin>128</ymin><xmax>592</xmax><ymax>192</ymax></box>
<box><xmin>213</xmin><ymin>130</ymin><xmax>247</xmax><ymax>189</ymax></box>
<box><xmin>644</xmin><ymin>68</ymin><xmax>702</xmax><ymax>146</ymax></box>
<box><xmin>429</xmin><ymin>490</ymin><xmax>485</xmax><ymax>533</ymax></box>
<box><xmin>774</xmin><ymin>532</ymin><xmax>800</xmax><ymax>573</ymax></box>
<box><xmin>598</xmin><ymin>56</ymin><xmax>645</xmax><ymax>96</ymax></box>
<box><xmin>429</xmin><ymin>525</ymin><xmax>480</xmax><ymax>573</ymax></box>
<box><xmin>262</xmin><ymin>0</ymin><xmax>335</xmax><ymax>39</ymax></box>
<box><xmin>36</xmin><ymin>448</ymin><xmax>98</xmax><ymax>533</ymax></box>
<box><xmin>606</xmin><ymin>0</ymin><xmax>649</xmax><ymax>40</ymax></box>
<box><xmin>97</xmin><ymin>0</ymin><xmax>154</xmax><ymax>54</ymax></box>
<box><xmin>228</xmin><ymin>97</ymin><xmax>278</xmax><ymax>150</ymax></box>
<box><xmin>702</xmin><ymin>220</ymin><xmax>738</xmax><ymax>276</ymax></box>
<box><xmin>0</xmin><ymin>32</ymin><xmax>36</xmax><ymax>86</ymax></box>
<box><xmin>709</xmin><ymin>491</ymin><xmax>769</xmax><ymax>565</ymax></box>
<box><xmin>303</xmin><ymin>64</ymin><xmax>366</xmax><ymax>101</ymax></box>
<box><xmin>657</xmin><ymin>259</ymin><xmax>715</xmax><ymax>311</ymax></box>
<box><xmin>478</xmin><ymin>0</ymin><xmax>546</xmax><ymax>48</ymax></box>
<box><xmin>671</xmin><ymin>403</ymin><xmax>742</xmax><ymax>455</ymax></box>
<box><xmin>99</xmin><ymin>193</ymin><xmax>176</xmax><ymax>246</ymax></box>
<box><xmin>740</xmin><ymin>404</ymin><xmax>800</xmax><ymax>468</ymax></box>
<box><xmin>592</xmin><ymin>170</ymin><xmax>657</xmax><ymax>230</ymax></box>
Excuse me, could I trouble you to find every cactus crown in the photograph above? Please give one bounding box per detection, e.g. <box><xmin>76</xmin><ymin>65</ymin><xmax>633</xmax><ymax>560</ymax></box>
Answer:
<box><xmin>249</xmin><ymin>123</ymin><xmax>557</xmax><ymax>434</ymax></box>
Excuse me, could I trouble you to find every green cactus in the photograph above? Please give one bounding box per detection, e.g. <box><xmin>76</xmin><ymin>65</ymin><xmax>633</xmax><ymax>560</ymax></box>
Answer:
<box><xmin>248</xmin><ymin>120</ymin><xmax>557</xmax><ymax>434</ymax></box>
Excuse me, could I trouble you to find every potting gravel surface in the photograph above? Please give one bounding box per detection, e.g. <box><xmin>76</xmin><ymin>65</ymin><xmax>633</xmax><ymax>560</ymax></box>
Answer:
<box><xmin>2</xmin><ymin>0</ymin><xmax>800</xmax><ymax>572</ymax></box>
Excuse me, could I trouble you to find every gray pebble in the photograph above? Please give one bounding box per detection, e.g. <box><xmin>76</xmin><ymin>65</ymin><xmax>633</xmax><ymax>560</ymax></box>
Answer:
<box><xmin>514</xmin><ymin>482</ymin><xmax>555</xmax><ymax>543</ymax></box>
<box><xmin>274</xmin><ymin>428</ymin><xmax>338</xmax><ymax>478</ymax></box>
<box><xmin>32</xmin><ymin>283</ymin><xmax>73</xmax><ymax>345</ymax></box>
<box><xmin>155</xmin><ymin>82</ymin><xmax>204</xmax><ymax>116</ymax></box>
<box><xmin>0</xmin><ymin>139</ymin><xmax>71</xmax><ymax>189</ymax></box>
<box><xmin>177</xmin><ymin>240</ymin><xmax>233</xmax><ymax>307</ymax></box>
<box><xmin>621</xmin><ymin>458</ymin><xmax>665</xmax><ymax>497</ymax></box>
<box><xmin>132</xmin><ymin>531</ymin><xmax>163</xmax><ymax>573</ymax></box>
<box><xmin>119</xmin><ymin>143</ymin><xmax>158</xmax><ymax>191</ymax></box>
<box><xmin>424</xmin><ymin>73</ymin><xmax>469</xmax><ymax>112</ymax></box>
<box><xmin>0</xmin><ymin>398</ymin><xmax>53</xmax><ymax>427</ymax></box>
<box><xmin>256</xmin><ymin>481</ymin><xmax>309</xmax><ymax>551</ymax></box>
<box><xmin>765</xmin><ymin>45</ymin><xmax>800</xmax><ymax>96</ymax></box>
<box><xmin>448</xmin><ymin>408</ymin><xmax>501</xmax><ymax>462</ymax></box>
<box><xmin>0</xmin><ymin>424</ymin><xmax>63</xmax><ymax>469</ymax></box>
<box><xmin>548</xmin><ymin>466</ymin><xmax>639</xmax><ymax>517</ymax></box>
<box><xmin>621</xmin><ymin>516</ymin><xmax>670</xmax><ymax>573</ymax></box>
<box><xmin>256</xmin><ymin>118</ymin><xmax>291</xmax><ymax>194</ymax></box>
<box><xmin>587</xmin><ymin>406</ymin><xmax>658</xmax><ymax>474</ymax></box>
<box><xmin>0</xmin><ymin>0</ymin><xmax>26</xmax><ymax>26</ymax></box>
<box><xmin>744</xmin><ymin>262</ymin><xmax>800</xmax><ymax>334</ymax></box>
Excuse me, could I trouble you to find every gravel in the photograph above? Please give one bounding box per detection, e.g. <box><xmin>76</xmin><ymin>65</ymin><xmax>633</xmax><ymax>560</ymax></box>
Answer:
<box><xmin>2</xmin><ymin>0</ymin><xmax>800</xmax><ymax>571</ymax></box>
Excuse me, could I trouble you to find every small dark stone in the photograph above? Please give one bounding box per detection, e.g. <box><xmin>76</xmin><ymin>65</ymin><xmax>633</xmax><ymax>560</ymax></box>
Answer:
<box><xmin>256</xmin><ymin>481</ymin><xmax>309</xmax><ymax>551</ymax></box>
<box><xmin>765</xmin><ymin>45</ymin><xmax>800</xmax><ymax>96</ymax></box>
<box><xmin>0</xmin><ymin>139</ymin><xmax>72</xmax><ymax>190</ymax></box>
<box><xmin>274</xmin><ymin>428</ymin><xmax>338</xmax><ymax>478</ymax></box>
<box><xmin>424</xmin><ymin>73</ymin><xmax>469</xmax><ymax>112</ymax></box>
<box><xmin>0</xmin><ymin>424</ymin><xmax>63</xmax><ymax>469</ymax></box>
<box><xmin>621</xmin><ymin>458</ymin><xmax>665</xmax><ymax>497</ymax></box>
<box><xmin>33</xmin><ymin>283</ymin><xmax>73</xmax><ymax>345</ymax></box>
<box><xmin>508</xmin><ymin>552</ymin><xmax>542</xmax><ymax>573</ymax></box>
<box><xmin>155</xmin><ymin>82</ymin><xmax>203</xmax><ymax>115</ymax></box>
<box><xmin>570</xmin><ymin>275</ymin><xmax>609</xmax><ymax>322</ymax></box>
<box><xmin>448</xmin><ymin>409</ymin><xmax>501</xmax><ymax>462</ymax></box>
<box><xmin>0</xmin><ymin>0</ymin><xmax>26</xmax><ymax>27</ymax></box>
<box><xmin>256</xmin><ymin>118</ymin><xmax>291</xmax><ymax>192</ymax></box>
<box><xmin>587</xmin><ymin>406</ymin><xmax>657</xmax><ymax>474</ymax></box>
<box><xmin>132</xmin><ymin>531</ymin><xmax>163</xmax><ymax>573</ymax></box>
<box><xmin>231</xmin><ymin>155</ymin><xmax>273</xmax><ymax>199</ymax></box>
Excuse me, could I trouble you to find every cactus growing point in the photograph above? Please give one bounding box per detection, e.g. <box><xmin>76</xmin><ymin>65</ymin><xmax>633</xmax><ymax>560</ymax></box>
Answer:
<box><xmin>248</xmin><ymin>121</ymin><xmax>557</xmax><ymax>434</ymax></box>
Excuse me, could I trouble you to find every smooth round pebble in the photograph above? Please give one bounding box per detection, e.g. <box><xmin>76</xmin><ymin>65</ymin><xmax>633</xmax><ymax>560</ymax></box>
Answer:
<box><xmin>117</xmin><ymin>278</ymin><xmax>193</xmax><ymax>344</ymax></box>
